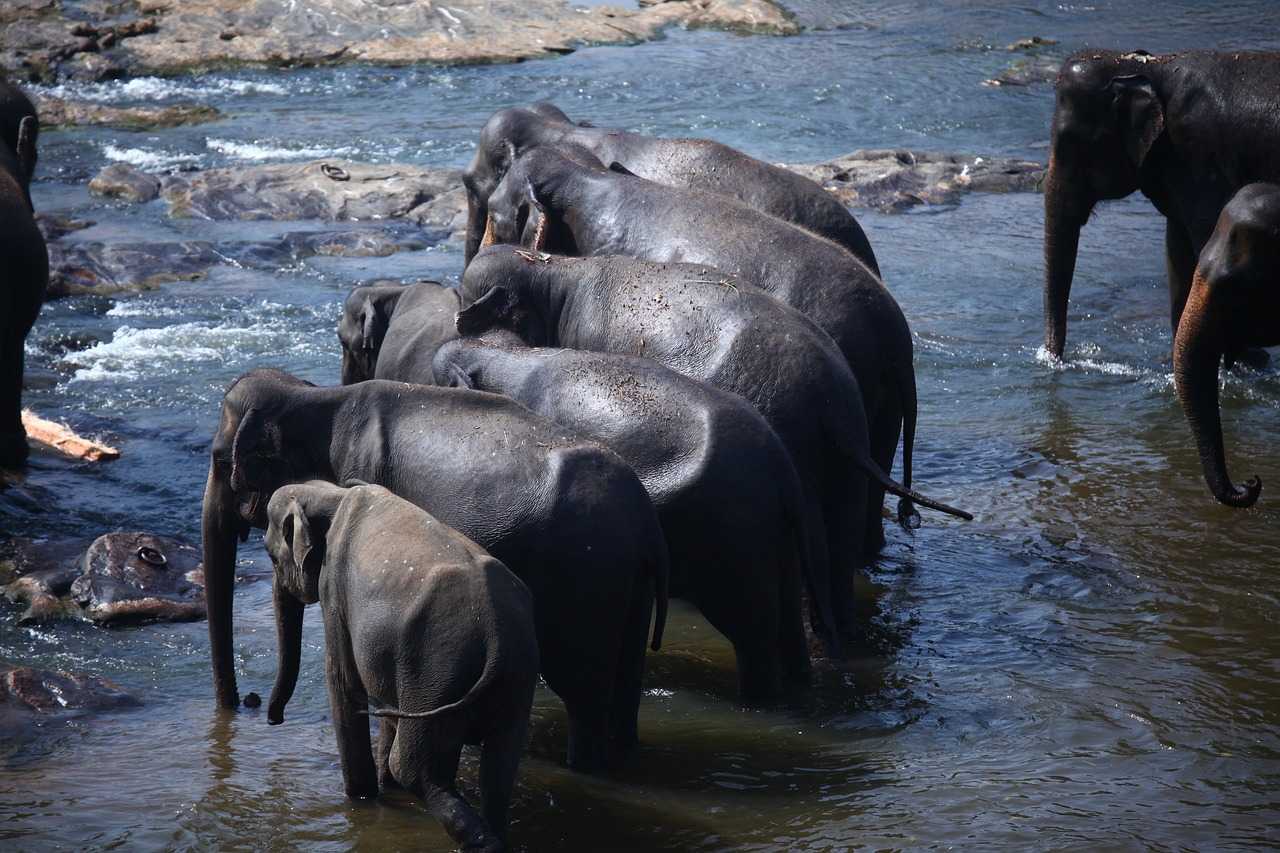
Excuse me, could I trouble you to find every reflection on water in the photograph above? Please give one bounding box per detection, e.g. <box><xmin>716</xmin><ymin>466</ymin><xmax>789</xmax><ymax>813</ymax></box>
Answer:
<box><xmin>3</xmin><ymin>0</ymin><xmax>1280</xmax><ymax>848</ymax></box>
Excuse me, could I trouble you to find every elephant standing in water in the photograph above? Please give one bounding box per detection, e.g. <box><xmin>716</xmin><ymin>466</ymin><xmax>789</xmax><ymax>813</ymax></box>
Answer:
<box><xmin>1043</xmin><ymin>49</ymin><xmax>1280</xmax><ymax>359</ymax></box>
<box><xmin>433</xmin><ymin>338</ymin><xmax>812</xmax><ymax>700</ymax></box>
<box><xmin>0</xmin><ymin>78</ymin><xmax>45</xmax><ymax>470</ymax></box>
<box><xmin>265</xmin><ymin>482</ymin><xmax>537</xmax><ymax>852</ymax></box>
<box><xmin>202</xmin><ymin>369</ymin><xmax>668</xmax><ymax>771</ymax></box>
<box><xmin>463</xmin><ymin>102</ymin><xmax>879</xmax><ymax>274</ymax></box>
<box><xmin>337</xmin><ymin>280</ymin><xmax>459</xmax><ymax>384</ymax></box>
<box><xmin>481</xmin><ymin>146</ymin><xmax>918</xmax><ymax>554</ymax></box>
<box><xmin>1174</xmin><ymin>184</ymin><xmax>1280</xmax><ymax>508</ymax></box>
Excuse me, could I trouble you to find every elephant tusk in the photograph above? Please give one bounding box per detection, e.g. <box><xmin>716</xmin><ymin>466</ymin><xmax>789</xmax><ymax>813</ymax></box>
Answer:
<box><xmin>480</xmin><ymin>213</ymin><xmax>497</xmax><ymax>248</ymax></box>
<box><xmin>531</xmin><ymin>211</ymin><xmax>547</xmax><ymax>253</ymax></box>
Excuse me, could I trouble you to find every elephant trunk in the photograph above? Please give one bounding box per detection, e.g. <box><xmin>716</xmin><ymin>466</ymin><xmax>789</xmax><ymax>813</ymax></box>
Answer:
<box><xmin>268</xmin><ymin>576</ymin><xmax>305</xmax><ymax>725</ymax></box>
<box><xmin>1173</xmin><ymin>271</ymin><xmax>1262</xmax><ymax>507</ymax></box>
<box><xmin>463</xmin><ymin>194</ymin><xmax>487</xmax><ymax>268</ymax></box>
<box><xmin>1042</xmin><ymin>158</ymin><xmax>1090</xmax><ymax>359</ymax></box>
<box><xmin>201</xmin><ymin>467</ymin><xmax>243</xmax><ymax>709</ymax></box>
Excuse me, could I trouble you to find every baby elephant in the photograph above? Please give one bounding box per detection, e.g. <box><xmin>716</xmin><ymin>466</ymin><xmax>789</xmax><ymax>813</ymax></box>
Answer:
<box><xmin>1173</xmin><ymin>183</ymin><xmax>1280</xmax><ymax>508</ymax></box>
<box><xmin>265</xmin><ymin>481</ymin><xmax>538</xmax><ymax>852</ymax></box>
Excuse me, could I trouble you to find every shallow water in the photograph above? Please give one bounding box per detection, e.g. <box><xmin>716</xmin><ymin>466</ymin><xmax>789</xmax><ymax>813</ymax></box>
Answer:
<box><xmin>4</xmin><ymin>1</ymin><xmax>1280</xmax><ymax>849</ymax></box>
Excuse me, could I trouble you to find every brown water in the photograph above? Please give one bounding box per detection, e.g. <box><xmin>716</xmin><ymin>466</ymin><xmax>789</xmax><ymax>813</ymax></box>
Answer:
<box><xmin>3</xmin><ymin>2</ymin><xmax>1280</xmax><ymax>849</ymax></box>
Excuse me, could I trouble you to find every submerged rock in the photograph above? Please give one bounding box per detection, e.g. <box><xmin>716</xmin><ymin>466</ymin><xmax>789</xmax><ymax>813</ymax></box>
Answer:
<box><xmin>983</xmin><ymin>56</ymin><xmax>1060</xmax><ymax>87</ymax></box>
<box><xmin>89</xmin><ymin>163</ymin><xmax>162</xmax><ymax>203</ymax></box>
<box><xmin>0</xmin><ymin>662</ymin><xmax>140</xmax><ymax>740</ymax></box>
<box><xmin>786</xmin><ymin>149</ymin><xmax>1045</xmax><ymax>212</ymax></box>
<box><xmin>35</xmin><ymin>95</ymin><xmax>219</xmax><ymax>129</ymax></box>
<box><xmin>2</xmin><ymin>0</ymin><xmax>793</xmax><ymax>81</ymax></box>
<box><xmin>1</xmin><ymin>532</ymin><xmax>205</xmax><ymax>624</ymax></box>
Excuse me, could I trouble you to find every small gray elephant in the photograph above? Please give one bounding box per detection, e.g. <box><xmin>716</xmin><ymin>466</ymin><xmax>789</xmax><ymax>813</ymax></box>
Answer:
<box><xmin>264</xmin><ymin>481</ymin><xmax>538</xmax><ymax>853</ymax></box>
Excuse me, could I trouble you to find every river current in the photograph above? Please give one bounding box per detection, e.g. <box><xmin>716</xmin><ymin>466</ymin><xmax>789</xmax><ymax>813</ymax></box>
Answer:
<box><xmin>3</xmin><ymin>1</ymin><xmax>1280</xmax><ymax>849</ymax></box>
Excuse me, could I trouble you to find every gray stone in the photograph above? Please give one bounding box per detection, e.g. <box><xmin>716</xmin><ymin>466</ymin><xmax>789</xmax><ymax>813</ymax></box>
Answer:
<box><xmin>88</xmin><ymin>163</ymin><xmax>162</xmax><ymax>203</ymax></box>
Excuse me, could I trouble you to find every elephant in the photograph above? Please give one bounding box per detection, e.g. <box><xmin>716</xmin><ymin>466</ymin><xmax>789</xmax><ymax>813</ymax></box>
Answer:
<box><xmin>456</xmin><ymin>247</ymin><xmax>971</xmax><ymax>643</ymax></box>
<box><xmin>0</xmin><ymin>79</ymin><xmax>45</xmax><ymax>470</ymax></box>
<box><xmin>432</xmin><ymin>337</ymin><xmax>812</xmax><ymax>699</ymax></box>
<box><xmin>463</xmin><ymin>102</ymin><xmax>879</xmax><ymax>275</ymax></box>
<box><xmin>1043</xmin><ymin>49</ymin><xmax>1280</xmax><ymax>360</ymax></box>
<box><xmin>337</xmin><ymin>280</ymin><xmax>459</xmax><ymax>384</ymax></box>
<box><xmin>265</xmin><ymin>481</ymin><xmax>538</xmax><ymax>852</ymax></box>
<box><xmin>1173</xmin><ymin>183</ymin><xmax>1280</xmax><ymax>508</ymax></box>
<box><xmin>480</xmin><ymin>146</ymin><xmax>918</xmax><ymax>555</ymax></box>
<box><xmin>201</xmin><ymin>369</ymin><xmax>668</xmax><ymax>771</ymax></box>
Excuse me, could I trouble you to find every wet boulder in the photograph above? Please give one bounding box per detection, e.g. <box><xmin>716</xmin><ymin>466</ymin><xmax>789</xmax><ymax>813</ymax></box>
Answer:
<box><xmin>35</xmin><ymin>95</ymin><xmax>219</xmax><ymax>130</ymax></box>
<box><xmin>0</xmin><ymin>662</ymin><xmax>140</xmax><ymax>741</ymax></box>
<box><xmin>786</xmin><ymin>149</ymin><xmax>1046</xmax><ymax>212</ymax></box>
<box><xmin>88</xmin><ymin>163</ymin><xmax>163</xmax><ymax>203</ymax></box>
<box><xmin>1</xmin><ymin>532</ymin><xmax>206</xmax><ymax>625</ymax></box>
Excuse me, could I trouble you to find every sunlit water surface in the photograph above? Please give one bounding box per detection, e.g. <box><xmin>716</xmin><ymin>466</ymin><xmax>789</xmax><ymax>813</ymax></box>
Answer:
<box><xmin>3</xmin><ymin>1</ymin><xmax>1280</xmax><ymax>849</ymax></box>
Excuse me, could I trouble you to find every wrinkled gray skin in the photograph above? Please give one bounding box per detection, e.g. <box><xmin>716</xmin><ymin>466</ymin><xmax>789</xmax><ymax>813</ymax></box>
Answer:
<box><xmin>0</xmin><ymin>77</ymin><xmax>46</xmax><ymax>470</ymax></box>
<box><xmin>1043</xmin><ymin>50</ymin><xmax>1280</xmax><ymax>360</ymax></box>
<box><xmin>337</xmin><ymin>280</ymin><xmax>459</xmax><ymax>384</ymax></box>
<box><xmin>463</xmin><ymin>102</ymin><xmax>879</xmax><ymax>275</ymax></box>
<box><xmin>0</xmin><ymin>662</ymin><xmax>139</xmax><ymax>743</ymax></box>
<box><xmin>1173</xmin><ymin>184</ymin><xmax>1280</xmax><ymax>508</ymax></box>
<box><xmin>457</xmin><ymin>249</ymin><xmax>971</xmax><ymax>642</ymax></box>
<box><xmin>265</xmin><ymin>483</ymin><xmax>537</xmax><ymax>852</ymax></box>
<box><xmin>1</xmin><ymin>532</ymin><xmax>204</xmax><ymax>625</ymax></box>
<box><xmin>483</xmin><ymin>146</ymin><xmax>916</xmax><ymax>555</ymax></box>
<box><xmin>201</xmin><ymin>369</ymin><xmax>667</xmax><ymax>772</ymax></box>
<box><xmin>433</xmin><ymin>337</ymin><xmax>813</xmax><ymax>698</ymax></box>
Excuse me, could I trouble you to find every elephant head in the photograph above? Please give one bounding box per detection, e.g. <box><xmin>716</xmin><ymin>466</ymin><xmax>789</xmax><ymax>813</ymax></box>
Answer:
<box><xmin>463</xmin><ymin>103</ymin><xmax>576</xmax><ymax>267</ymax></box>
<box><xmin>456</xmin><ymin>248</ymin><xmax>564</xmax><ymax>346</ymax></box>
<box><xmin>263</xmin><ymin>481</ymin><xmax>346</xmax><ymax>724</ymax></box>
<box><xmin>337</xmin><ymin>285</ymin><xmax>404</xmax><ymax>384</ymax></box>
<box><xmin>1172</xmin><ymin>184</ymin><xmax>1279</xmax><ymax>507</ymax></box>
<box><xmin>0</xmin><ymin>77</ymin><xmax>37</xmax><ymax>196</ymax></box>
<box><xmin>1043</xmin><ymin>51</ymin><xmax>1169</xmax><ymax>358</ymax></box>
<box><xmin>202</xmin><ymin>369</ymin><xmax>332</xmax><ymax>708</ymax></box>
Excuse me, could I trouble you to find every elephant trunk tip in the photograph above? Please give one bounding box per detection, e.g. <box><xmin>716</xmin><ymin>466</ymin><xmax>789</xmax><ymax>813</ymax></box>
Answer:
<box><xmin>1217</xmin><ymin>475</ymin><xmax>1262</xmax><ymax>508</ymax></box>
<box><xmin>267</xmin><ymin>702</ymin><xmax>285</xmax><ymax>725</ymax></box>
<box><xmin>897</xmin><ymin>498</ymin><xmax>921</xmax><ymax>531</ymax></box>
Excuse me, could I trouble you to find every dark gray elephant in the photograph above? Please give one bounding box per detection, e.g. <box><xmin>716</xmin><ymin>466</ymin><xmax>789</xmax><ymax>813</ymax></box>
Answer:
<box><xmin>1173</xmin><ymin>183</ymin><xmax>1280</xmax><ymax>508</ymax></box>
<box><xmin>0</xmin><ymin>77</ymin><xmax>45</xmax><ymax>470</ymax></box>
<box><xmin>463</xmin><ymin>102</ymin><xmax>879</xmax><ymax>274</ymax></box>
<box><xmin>265</xmin><ymin>482</ymin><xmax>537</xmax><ymax>852</ymax></box>
<box><xmin>456</xmin><ymin>248</ymin><xmax>970</xmax><ymax>642</ymax></box>
<box><xmin>1043</xmin><ymin>49</ymin><xmax>1280</xmax><ymax>360</ymax></box>
<box><xmin>480</xmin><ymin>146</ymin><xmax>917</xmax><ymax>554</ymax></box>
<box><xmin>201</xmin><ymin>369</ymin><xmax>668</xmax><ymax>771</ymax></box>
<box><xmin>337</xmin><ymin>280</ymin><xmax>459</xmax><ymax>384</ymax></box>
<box><xmin>433</xmin><ymin>337</ymin><xmax>812</xmax><ymax>698</ymax></box>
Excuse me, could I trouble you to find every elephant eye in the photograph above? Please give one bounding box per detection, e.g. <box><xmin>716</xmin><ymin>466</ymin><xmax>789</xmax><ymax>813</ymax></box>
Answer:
<box><xmin>137</xmin><ymin>546</ymin><xmax>167</xmax><ymax>567</ymax></box>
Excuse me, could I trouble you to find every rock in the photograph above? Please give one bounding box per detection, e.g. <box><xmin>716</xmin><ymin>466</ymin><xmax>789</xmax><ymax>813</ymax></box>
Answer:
<box><xmin>0</xmin><ymin>662</ymin><xmax>139</xmax><ymax>741</ymax></box>
<box><xmin>983</xmin><ymin>56</ymin><xmax>1060</xmax><ymax>87</ymax></box>
<box><xmin>786</xmin><ymin>149</ymin><xmax>1046</xmax><ymax>213</ymax></box>
<box><xmin>35</xmin><ymin>95</ymin><xmax>220</xmax><ymax>129</ymax></box>
<box><xmin>2</xmin><ymin>0</ymin><xmax>794</xmax><ymax>81</ymax></box>
<box><xmin>35</xmin><ymin>213</ymin><xmax>93</xmax><ymax>242</ymax></box>
<box><xmin>1007</xmin><ymin>36</ymin><xmax>1058</xmax><ymax>51</ymax></box>
<box><xmin>159</xmin><ymin>160</ymin><xmax>463</xmax><ymax>222</ymax></box>
<box><xmin>89</xmin><ymin>162</ymin><xmax>162</xmax><ymax>203</ymax></box>
<box><xmin>1</xmin><ymin>532</ymin><xmax>203</xmax><ymax>625</ymax></box>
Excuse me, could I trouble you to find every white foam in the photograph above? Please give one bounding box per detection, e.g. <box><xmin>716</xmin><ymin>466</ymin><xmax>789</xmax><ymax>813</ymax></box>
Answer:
<box><xmin>105</xmin><ymin>302</ymin><xmax>188</xmax><ymax>319</ymax></box>
<box><xmin>69</xmin><ymin>318</ymin><xmax>299</xmax><ymax>383</ymax></box>
<box><xmin>40</xmin><ymin>76</ymin><xmax>288</xmax><ymax>103</ymax></box>
<box><xmin>205</xmin><ymin>138</ymin><xmax>356</xmax><ymax>162</ymax></box>
<box><xmin>102</xmin><ymin>144</ymin><xmax>203</xmax><ymax>171</ymax></box>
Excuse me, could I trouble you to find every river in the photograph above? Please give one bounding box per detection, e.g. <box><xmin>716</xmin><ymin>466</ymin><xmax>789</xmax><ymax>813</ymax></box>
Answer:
<box><xmin>3</xmin><ymin>1</ymin><xmax>1280</xmax><ymax>849</ymax></box>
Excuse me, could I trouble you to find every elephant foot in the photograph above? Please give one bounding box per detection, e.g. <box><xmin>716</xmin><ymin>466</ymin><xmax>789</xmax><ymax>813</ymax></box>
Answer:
<box><xmin>0</xmin><ymin>432</ymin><xmax>29</xmax><ymax>471</ymax></box>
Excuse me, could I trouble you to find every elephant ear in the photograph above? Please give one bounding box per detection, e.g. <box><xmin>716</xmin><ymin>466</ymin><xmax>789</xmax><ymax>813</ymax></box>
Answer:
<box><xmin>445</xmin><ymin>362</ymin><xmax>475</xmax><ymax>390</ymax></box>
<box><xmin>456</xmin><ymin>286</ymin><xmax>513</xmax><ymax>335</ymax></box>
<box><xmin>359</xmin><ymin>296</ymin><xmax>387</xmax><ymax>353</ymax></box>
<box><xmin>1108</xmin><ymin>74</ymin><xmax>1164</xmax><ymax>169</ymax></box>
<box><xmin>16</xmin><ymin>115</ymin><xmax>37</xmax><ymax>183</ymax></box>
<box><xmin>284</xmin><ymin>497</ymin><xmax>315</xmax><ymax>578</ymax></box>
<box><xmin>229</xmin><ymin>407</ymin><xmax>281</xmax><ymax>491</ymax></box>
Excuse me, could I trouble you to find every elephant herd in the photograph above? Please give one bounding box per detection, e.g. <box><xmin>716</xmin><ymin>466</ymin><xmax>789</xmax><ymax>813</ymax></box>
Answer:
<box><xmin>1</xmin><ymin>46</ymin><xmax>1279</xmax><ymax>850</ymax></box>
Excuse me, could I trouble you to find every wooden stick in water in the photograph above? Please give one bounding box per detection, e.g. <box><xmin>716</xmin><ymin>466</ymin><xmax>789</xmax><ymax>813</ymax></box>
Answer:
<box><xmin>21</xmin><ymin>410</ymin><xmax>120</xmax><ymax>462</ymax></box>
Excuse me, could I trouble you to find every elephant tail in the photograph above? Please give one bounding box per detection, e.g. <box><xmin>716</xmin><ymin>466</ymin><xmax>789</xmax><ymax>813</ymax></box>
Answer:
<box><xmin>360</xmin><ymin>642</ymin><xmax>502</xmax><ymax>721</ymax></box>
<box><xmin>895</xmin><ymin>359</ymin><xmax>922</xmax><ymax>530</ymax></box>
<box><xmin>648</xmin><ymin>518</ymin><xmax>669</xmax><ymax>652</ymax></box>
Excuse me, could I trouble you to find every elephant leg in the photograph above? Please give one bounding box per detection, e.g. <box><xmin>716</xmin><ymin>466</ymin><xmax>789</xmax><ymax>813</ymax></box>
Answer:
<box><xmin>395</xmin><ymin>723</ymin><xmax>498</xmax><ymax>851</ymax></box>
<box><xmin>608</xmin><ymin>573</ymin><xmax>653</xmax><ymax>759</ymax></box>
<box><xmin>777</xmin><ymin>544</ymin><xmax>812</xmax><ymax>687</ymax></box>
<box><xmin>323</xmin><ymin>618</ymin><xmax>378</xmax><ymax>799</ymax></box>
<box><xmin>1166</xmin><ymin>220</ymin><xmax>1197</xmax><ymax>334</ymax></box>
<box><xmin>797</xmin><ymin>480</ymin><xmax>837</xmax><ymax>650</ymax></box>
<box><xmin>538</xmin><ymin>625</ymin><xmax>614</xmax><ymax>772</ymax></box>
<box><xmin>376</xmin><ymin>718</ymin><xmax>399</xmax><ymax>790</ymax></box>
<box><xmin>864</xmin><ymin>379</ymin><xmax>903</xmax><ymax>559</ymax></box>
<box><xmin>0</xmin><ymin>332</ymin><xmax>29</xmax><ymax>469</ymax></box>
<box><xmin>480</xmin><ymin>717</ymin><xmax>530</xmax><ymax>845</ymax></box>
<box><xmin>824</xmin><ymin>471</ymin><xmax>868</xmax><ymax>639</ymax></box>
